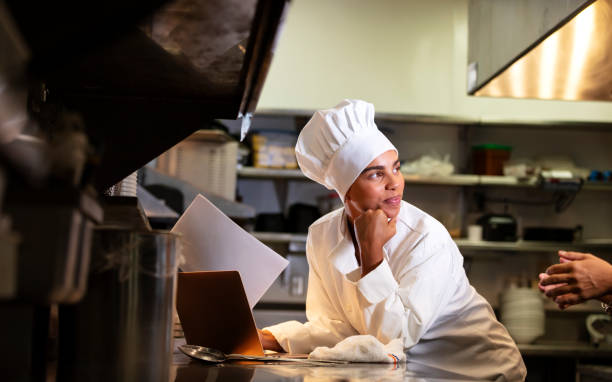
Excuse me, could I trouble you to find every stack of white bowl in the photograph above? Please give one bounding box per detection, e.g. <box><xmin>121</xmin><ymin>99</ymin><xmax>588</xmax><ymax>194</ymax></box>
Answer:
<box><xmin>500</xmin><ymin>287</ymin><xmax>545</xmax><ymax>344</ymax></box>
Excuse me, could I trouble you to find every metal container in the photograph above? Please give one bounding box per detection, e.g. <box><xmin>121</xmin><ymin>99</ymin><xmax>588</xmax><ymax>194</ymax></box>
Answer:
<box><xmin>7</xmin><ymin>190</ymin><xmax>103</xmax><ymax>304</ymax></box>
<box><xmin>58</xmin><ymin>227</ymin><xmax>178</xmax><ymax>382</ymax></box>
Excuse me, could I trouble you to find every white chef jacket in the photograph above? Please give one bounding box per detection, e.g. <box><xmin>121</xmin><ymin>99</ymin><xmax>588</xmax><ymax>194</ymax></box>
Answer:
<box><xmin>265</xmin><ymin>201</ymin><xmax>526</xmax><ymax>381</ymax></box>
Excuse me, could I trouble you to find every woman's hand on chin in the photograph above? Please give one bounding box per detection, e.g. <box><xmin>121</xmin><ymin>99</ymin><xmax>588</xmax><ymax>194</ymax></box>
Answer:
<box><xmin>347</xmin><ymin>200</ymin><xmax>397</xmax><ymax>277</ymax></box>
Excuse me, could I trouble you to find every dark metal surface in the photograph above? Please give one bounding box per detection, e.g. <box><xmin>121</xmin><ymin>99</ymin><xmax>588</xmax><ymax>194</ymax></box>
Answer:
<box><xmin>171</xmin><ymin>347</ymin><xmax>477</xmax><ymax>382</ymax></box>
<box><xmin>58</xmin><ymin>228</ymin><xmax>178</xmax><ymax>382</ymax></box>
<box><xmin>238</xmin><ymin>0</ymin><xmax>290</xmax><ymax>115</ymax></box>
<box><xmin>5</xmin><ymin>0</ymin><xmax>167</xmax><ymax>73</ymax></box>
<box><xmin>5</xmin><ymin>185</ymin><xmax>102</xmax><ymax>303</ymax></box>
<box><xmin>5</xmin><ymin>0</ymin><xmax>289</xmax><ymax>191</ymax></box>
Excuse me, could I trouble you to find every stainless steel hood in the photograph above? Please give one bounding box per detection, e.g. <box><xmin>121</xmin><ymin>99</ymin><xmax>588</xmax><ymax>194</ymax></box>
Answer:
<box><xmin>2</xmin><ymin>0</ymin><xmax>289</xmax><ymax>191</ymax></box>
<box><xmin>468</xmin><ymin>0</ymin><xmax>612</xmax><ymax>101</ymax></box>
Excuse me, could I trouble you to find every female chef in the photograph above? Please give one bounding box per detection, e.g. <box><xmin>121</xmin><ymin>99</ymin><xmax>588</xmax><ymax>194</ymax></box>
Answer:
<box><xmin>259</xmin><ymin>100</ymin><xmax>526</xmax><ymax>381</ymax></box>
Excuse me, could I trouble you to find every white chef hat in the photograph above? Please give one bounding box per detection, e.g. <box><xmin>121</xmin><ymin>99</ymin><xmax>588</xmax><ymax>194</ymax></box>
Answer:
<box><xmin>295</xmin><ymin>99</ymin><xmax>397</xmax><ymax>202</ymax></box>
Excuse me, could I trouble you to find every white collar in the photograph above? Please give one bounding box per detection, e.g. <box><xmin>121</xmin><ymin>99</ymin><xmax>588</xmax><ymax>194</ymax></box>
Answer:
<box><xmin>327</xmin><ymin>208</ymin><xmax>393</xmax><ymax>274</ymax></box>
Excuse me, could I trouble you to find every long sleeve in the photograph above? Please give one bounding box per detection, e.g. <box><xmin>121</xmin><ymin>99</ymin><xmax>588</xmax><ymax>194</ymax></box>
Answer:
<box><xmin>264</xmin><ymin>204</ymin><xmax>524</xmax><ymax>380</ymax></box>
<box><xmin>263</xmin><ymin>234</ymin><xmax>357</xmax><ymax>354</ymax></box>
<box><xmin>343</xmin><ymin>229</ymin><xmax>461</xmax><ymax>348</ymax></box>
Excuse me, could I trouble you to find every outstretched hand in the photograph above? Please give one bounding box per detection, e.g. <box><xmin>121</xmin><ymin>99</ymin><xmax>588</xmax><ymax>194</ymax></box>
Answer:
<box><xmin>538</xmin><ymin>254</ymin><xmax>572</xmax><ymax>309</ymax></box>
<box><xmin>538</xmin><ymin>250</ymin><xmax>612</xmax><ymax>308</ymax></box>
<box><xmin>346</xmin><ymin>200</ymin><xmax>397</xmax><ymax>277</ymax></box>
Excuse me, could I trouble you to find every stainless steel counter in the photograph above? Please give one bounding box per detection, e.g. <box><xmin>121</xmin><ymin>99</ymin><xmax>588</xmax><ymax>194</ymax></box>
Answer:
<box><xmin>171</xmin><ymin>343</ymin><xmax>476</xmax><ymax>382</ymax></box>
<box><xmin>172</xmin><ymin>357</ymin><xmax>474</xmax><ymax>382</ymax></box>
<box><xmin>518</xmin><ymin>342</ymin><xmax>612</xmax><ymax>358</ymax></box>
<box><xmin>170</xmin><ymin>338</ymin><xmax>612</xmax><ymax>382</ymax></box>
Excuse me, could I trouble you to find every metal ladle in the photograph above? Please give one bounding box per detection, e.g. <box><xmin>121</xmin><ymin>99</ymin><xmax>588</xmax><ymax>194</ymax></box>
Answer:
<box><xmin>179</xmin><ymin>344</ymin><xmax>346</xmax><ymax>365</ymax></box>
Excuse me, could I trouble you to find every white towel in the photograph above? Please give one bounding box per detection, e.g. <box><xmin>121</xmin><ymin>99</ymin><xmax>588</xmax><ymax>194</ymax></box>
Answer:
<box><xmin>308</xmin><ymin>335</ymin><xmax>406</xmax><ymax>364</ymax></box>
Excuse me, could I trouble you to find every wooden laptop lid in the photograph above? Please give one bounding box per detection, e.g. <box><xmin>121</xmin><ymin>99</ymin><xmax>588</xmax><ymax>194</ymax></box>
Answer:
<box><xmin>176</xmin><ymin>271</ymin><xmax>264</xmax><ymax>356</ymax></box>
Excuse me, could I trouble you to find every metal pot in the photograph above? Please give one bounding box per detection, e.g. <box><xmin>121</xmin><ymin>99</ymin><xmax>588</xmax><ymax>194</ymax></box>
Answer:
<box><xmin>58</xmin><ymin>227</ymin><xmax>178</xmax><ymax>382</ymax></box>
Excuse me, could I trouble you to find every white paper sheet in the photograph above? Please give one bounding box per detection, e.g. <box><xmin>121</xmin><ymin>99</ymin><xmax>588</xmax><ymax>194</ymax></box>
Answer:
<box><xmin>172</xmin><ymin>194</ymin><xmax>288</xmax><ymax>308</ymax></box>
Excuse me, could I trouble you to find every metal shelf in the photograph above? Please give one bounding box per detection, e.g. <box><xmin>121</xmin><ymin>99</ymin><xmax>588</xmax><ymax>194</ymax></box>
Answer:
<box><xmin>251</xmin><ymin>232</ymin><xmax>308</xmax><ymax>243</ymax></box>
<box><xmin>402</xmin><ymin>174</ymin><xmax>479</xmax><ymax>186</ymax></box>
<box><xmin>238</xmin><ymin>167</ymin><xmax>612</xmax><ymax>191</ymax></box>
<box><xmin>583</xmin><ymin>182</ymin><xmax>612</xmax><ymax>191</ymax></box>
<box><xmin>518</xmin><ymin>341</ymin><xmax>612</xmax><ymax>358</ymax></box>
<box><xmin>251</xmin><ymin>232</ymin><xmax>612</xmax><ymax>252</ymax></box>
<box><xmin>456</xmin><ymin>239</ymin><xmax>612</xmax><ymax>252</ymax></box>
<box><xmin>403</xmin><ymin>174</ymin><xmax>540</xmax><ymax>187</ymax></box>
<box><xmin>406</xmin><ymin>175</ymin><xmax>612</xmax><ymax>190</ymax></box>
<box><xmin>237</xmin><ymin>167</ymin><xmax>305</xmax><ymax>179</ymax></box>
<box><xmin>542</xmin><ymin>298</ymin><xmax>603</xmax><ymax>313</ymax></box>
<box><xmin>255</xmin><ymin>109</ymin><xmax>612</xmax><ymax>131</ymax></box>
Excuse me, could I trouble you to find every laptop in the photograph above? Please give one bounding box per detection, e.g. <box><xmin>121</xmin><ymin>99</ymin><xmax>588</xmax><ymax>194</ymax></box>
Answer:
<box><xmin>176</xmin><ymin>270</ymin><xmax>265</xmax><ymax>356</ymax></box>
<box><xmin>178</xmin><ymin>270</ymin><xmax>304</xmax><ymax>357</ymax></box>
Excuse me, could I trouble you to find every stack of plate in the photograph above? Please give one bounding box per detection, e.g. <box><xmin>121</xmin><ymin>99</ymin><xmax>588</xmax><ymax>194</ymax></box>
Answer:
<box><xmin>500</xmin><ymin>287</ymin><xmax>545</xmax><ymax>344</ymax></box>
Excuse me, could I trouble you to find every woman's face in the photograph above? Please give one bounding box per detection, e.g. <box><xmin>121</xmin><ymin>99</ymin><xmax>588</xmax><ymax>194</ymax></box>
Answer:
<box><xmin>345</xmin><ymin>150</ymin><xmax>404</xmax><ymax>220</ymax></box>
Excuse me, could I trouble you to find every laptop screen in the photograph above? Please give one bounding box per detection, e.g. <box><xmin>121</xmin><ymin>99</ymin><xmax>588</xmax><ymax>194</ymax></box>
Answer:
<box><xmin>176</xmin><ymin>271</ymin><xmax>264</xmax><ymax>356</ymax></box>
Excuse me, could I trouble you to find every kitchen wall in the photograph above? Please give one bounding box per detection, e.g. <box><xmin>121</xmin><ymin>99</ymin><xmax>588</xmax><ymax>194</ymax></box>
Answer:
<box><xmin>257</xmin><ymin>0</ymin><xmax>612</xmax><ymax>123</ymax></box>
